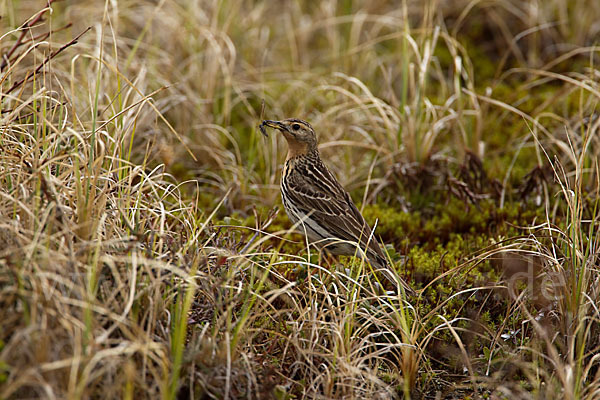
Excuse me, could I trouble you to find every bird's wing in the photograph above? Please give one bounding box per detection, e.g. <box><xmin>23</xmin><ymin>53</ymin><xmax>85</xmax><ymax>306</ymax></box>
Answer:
<box><xmin>286</xmin><ymin>165</ymin><xmax>415</xmax><ymax>295</ymax></box>
<box><xmin>285</xmin><ymin>166</ymin><xmax>386</xmax><ymax>261</ymax></box>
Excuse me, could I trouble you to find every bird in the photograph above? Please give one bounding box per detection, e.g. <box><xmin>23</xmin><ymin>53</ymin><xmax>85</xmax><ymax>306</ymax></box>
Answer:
<box><xmin>260</xmin><ymin>118</ymin><xmax>414</xmax><ymax>295</ymax></box>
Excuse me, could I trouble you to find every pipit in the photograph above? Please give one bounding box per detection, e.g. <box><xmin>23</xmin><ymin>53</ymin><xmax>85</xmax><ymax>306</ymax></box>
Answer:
<box><xmin>260</xmin><ymin>118</ymin><xmax>414</xmax><ymax>295</ymax></box>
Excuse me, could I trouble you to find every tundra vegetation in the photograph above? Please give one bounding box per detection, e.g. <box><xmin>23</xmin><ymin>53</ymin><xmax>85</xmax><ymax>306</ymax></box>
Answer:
<box><xmin>0</xmin><ymin>1</ymin><xmax>599</xmax><ymax>399</ymax></box>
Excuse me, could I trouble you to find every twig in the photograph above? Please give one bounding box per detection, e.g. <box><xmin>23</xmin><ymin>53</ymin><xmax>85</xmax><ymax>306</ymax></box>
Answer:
<box><xmin>3</xmin><ymin>23</ymin><xmax>74</xmax><ymax>68</ymax></box>
<box><xmin>0</xmin><ymin>0</ymin><xmax>61</xmax><ymax>71</ymax></box>
<box><xmin>5</xmin><ymin>26</ymin><xmax>91</xmax><ymax>95</ymax></box>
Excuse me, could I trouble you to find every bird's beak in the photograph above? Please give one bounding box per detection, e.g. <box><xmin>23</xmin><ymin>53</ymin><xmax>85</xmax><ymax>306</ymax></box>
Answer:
<box><xmin>259</xmin><ymin>120</ymin><xmax>286</xmax><ymax>138</ymax></box>
<box><xmin>262</xmin><ymin>120</ymin><xmax>285</xmax><ymax>130</ymax></box>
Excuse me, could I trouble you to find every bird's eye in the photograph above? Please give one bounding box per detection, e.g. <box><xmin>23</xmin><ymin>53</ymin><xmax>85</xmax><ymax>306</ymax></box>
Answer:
<box><xmin>291</xmin><ymin>123</ymin><xmax>301</xmax><ymax>131</ymax></box>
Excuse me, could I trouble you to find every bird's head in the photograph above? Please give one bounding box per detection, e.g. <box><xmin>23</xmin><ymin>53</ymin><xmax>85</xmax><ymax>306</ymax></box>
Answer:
<box><xmin>260</xmin><ymin>118</ymin><xmax>317</xmax><ymax>157</ymax></box>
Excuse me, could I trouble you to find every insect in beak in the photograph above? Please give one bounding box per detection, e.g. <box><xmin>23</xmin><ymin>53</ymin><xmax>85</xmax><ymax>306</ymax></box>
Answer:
<box><xmin>259</xmin><ymin>120</ymin><xmax>285</xmax><ymax>138</ymax></box>
<box><xmin>259</xmin><ymin>121</ymin><xmax>269</xmax><ymax>138</ymax></box>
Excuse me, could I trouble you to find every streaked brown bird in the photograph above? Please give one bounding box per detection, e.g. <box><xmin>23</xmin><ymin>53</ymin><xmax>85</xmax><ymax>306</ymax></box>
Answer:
<box><xmin>260</xmin><ymin>118</ymin><xmax>414</xmax><ymax>295</ymax></box>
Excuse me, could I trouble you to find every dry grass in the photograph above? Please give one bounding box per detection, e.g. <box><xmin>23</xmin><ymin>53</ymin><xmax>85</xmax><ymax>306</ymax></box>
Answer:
<box><xmin>1</xmin><ymin>0</ymin><xmax>599</xmax><ymax>399</ymax></box>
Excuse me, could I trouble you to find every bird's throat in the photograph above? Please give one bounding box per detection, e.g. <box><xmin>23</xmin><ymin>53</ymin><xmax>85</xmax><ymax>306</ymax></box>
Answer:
<box><xmin>285</xmin><ymin>139</ymin><xmax>312</xmax><ymax>159</ymax></box>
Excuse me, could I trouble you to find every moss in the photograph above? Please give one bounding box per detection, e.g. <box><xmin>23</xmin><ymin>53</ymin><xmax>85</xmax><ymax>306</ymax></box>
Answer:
<box><xmin>364</xmin><ymin>198</ymin><xmax>542</xmax><ymax>247</ymax></box>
